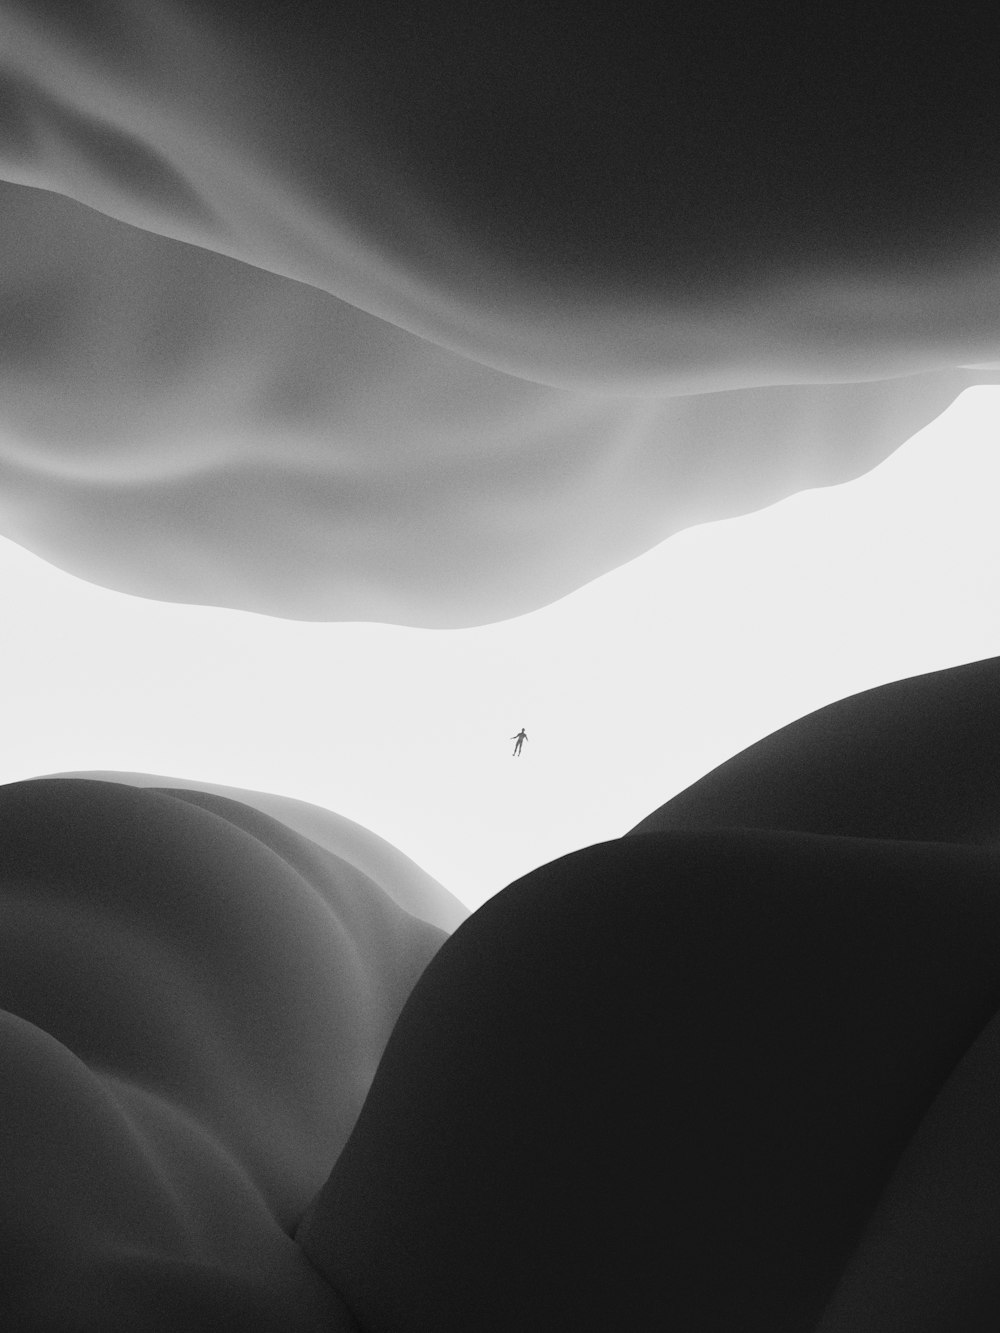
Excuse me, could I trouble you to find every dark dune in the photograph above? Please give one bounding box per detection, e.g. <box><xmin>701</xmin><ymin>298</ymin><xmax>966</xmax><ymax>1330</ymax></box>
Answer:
<box><xmin>300</xmin><ymin>828</ymin><xmax>1000</xmax><ymax>1331</ymax></box>
<box><xmin>630</xmin><ymin>654</ymin><xmax>1000</xmax><ymax>846</ymax></box>
<box><xmin>8</xmin><ymin>663</ymin><xmax>1000</xmax><ymax>1325</ymax></box>
<box><xmin>0</xmin><ymin>6</ymin><xmax>999</xmax><ymax>622</ymax></box>
<box><xmin>297</xmin><ymin>655</ymin><xmax>1000</xmax><ymax>1330</ymax></box>
<box><xmin>0</xmin><ymin>776</ymin><xmax>444</xmax><ymax>1330</ymax></box>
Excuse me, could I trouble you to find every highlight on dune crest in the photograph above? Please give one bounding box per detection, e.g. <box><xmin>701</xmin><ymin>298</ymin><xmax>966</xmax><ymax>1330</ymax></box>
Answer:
<box><xmin>0</xmin><ymin>4</ymin><xmax>999</xmax><ymax>623</ymax></box>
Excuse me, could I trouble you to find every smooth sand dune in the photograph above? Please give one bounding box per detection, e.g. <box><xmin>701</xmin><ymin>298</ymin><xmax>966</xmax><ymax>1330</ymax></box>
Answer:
<box><xmin>37</xmin><ymin>770</ymin><xmax>469</xmax><ymax>933</ymax></box>
<box><xmin>296</xmin><ymin>657</ymin><xmax>1000</xmax><ymax>1330</ymax></box>
<box><xmin>301</xmin><ymin>828</ymin><xmax>1000</xmax><ymax>1331</ymax></box>
<box><xmin>0</xmin><ymin>776</ymin><xmax>447</xmax><ymax>1330</ymax></box>
<box><xmin>1</xmin><ymin>6</ymin><xmax>999</xmax><ymax>622</ymax></box>
<box><xmin>629</xmin><ymin>653</ymin><xmax>1000</xmax><ymax>846</ymax></box>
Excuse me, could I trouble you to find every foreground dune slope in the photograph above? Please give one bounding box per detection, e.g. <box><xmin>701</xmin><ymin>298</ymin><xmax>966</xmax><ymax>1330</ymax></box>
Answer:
<box><xmin>38</xmin><ymin>769</ymin><xmax>469</xmax><ymax>934</ymax></box>
<box><xmin>299</xmin><ymin>655</ymin><xmax>1000</xmax><ymax>1331</ymax></box>
<box><xmin>1</xmin><ymin>5</ymin><xmax>999</xmax><ymax>622</ymax></box>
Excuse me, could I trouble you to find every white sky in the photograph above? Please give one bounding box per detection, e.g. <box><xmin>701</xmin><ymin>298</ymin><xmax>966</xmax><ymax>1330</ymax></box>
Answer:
<box><xmin>3</xmin><ymin>386</ymin><xmax>999</xmax><ymax>910</ymax></box>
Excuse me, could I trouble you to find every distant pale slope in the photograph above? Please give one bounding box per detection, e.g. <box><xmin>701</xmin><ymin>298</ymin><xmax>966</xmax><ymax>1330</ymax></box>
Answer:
<box><xmin>38</xmin><ymin>770</ymin><xmax>469</xmax><ymax>932</ymax></box>
<box><xmin>0</xmin><ymin>5</ymin><xmax>999</xmax><ymax>622</ymax></box>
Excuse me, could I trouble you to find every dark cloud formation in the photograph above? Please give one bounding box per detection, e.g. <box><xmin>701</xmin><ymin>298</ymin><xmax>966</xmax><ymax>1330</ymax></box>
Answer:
<box><xmin>0</xmin><ymin>4</ymin><xmax>998</xmax><ymax>622</ymax></box>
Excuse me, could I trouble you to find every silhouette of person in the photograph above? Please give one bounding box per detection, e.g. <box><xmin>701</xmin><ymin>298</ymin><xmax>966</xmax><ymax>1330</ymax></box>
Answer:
<box><xmin>511</xmin><ymin>728</ymin><xmax>528</xmax><ymax>757</ymax></box>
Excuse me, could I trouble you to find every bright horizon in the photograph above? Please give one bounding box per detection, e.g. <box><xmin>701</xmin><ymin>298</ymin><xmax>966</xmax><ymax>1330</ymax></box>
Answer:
<box><xmin>3</xmin><ymin>385</ymin><xmax>998</xmax><ymax>910</ymax></box>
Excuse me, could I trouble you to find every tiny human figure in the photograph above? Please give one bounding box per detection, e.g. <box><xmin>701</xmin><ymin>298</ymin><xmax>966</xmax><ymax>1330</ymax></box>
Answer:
<box><xmin>511</xmin><ymin>728</ymin><xmax>528</xmax><ymax>757</ymax></box>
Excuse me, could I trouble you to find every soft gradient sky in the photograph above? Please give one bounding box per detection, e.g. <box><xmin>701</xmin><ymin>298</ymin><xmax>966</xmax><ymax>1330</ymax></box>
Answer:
<box><xmin>4</xmin><ymin>386</ymin><xmax>998</xmax><ymax>910</ymax></box>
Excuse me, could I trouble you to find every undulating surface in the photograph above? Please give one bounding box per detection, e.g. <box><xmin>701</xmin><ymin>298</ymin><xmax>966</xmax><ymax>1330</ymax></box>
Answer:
<box><xmin>300</xmin><ymin>655</ymin><xmax>1000</xmax><ymax>1331</ymax></box>
<box><xmin>39</xmin><ymin>770</ymin><xmax>469</xmax><ymax>933</ymax></box>
<box><xmin>630</xmin><ymin>654</ymin><xmax>1000</xmax><ymax>845</ymax></box>
<box><xmin>5</xmin><ymin>6</ymin><xmax>1000</xmax><ymax>1329</ymax></box>
<box><xmin>0</xmin><ymin>4</ymin><xmax>998</xmax><ymax>622</ymax></box>
<box><xmin>0</xmin><ymin>776</ymin><xmax>446</xmax><ymax>1331</ymax></box>
<box><xmin>6</xmin><ymin>663</ymin><xmax>1000</xmax><ymax>1326</ymax></box>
